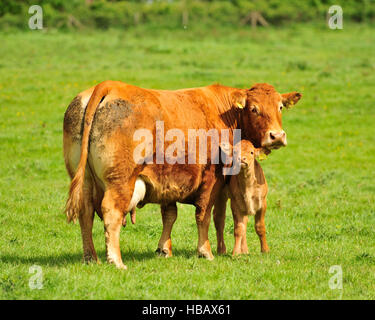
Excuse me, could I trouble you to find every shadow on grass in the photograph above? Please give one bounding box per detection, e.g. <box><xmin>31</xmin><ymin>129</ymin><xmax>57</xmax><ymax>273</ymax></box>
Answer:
<box><xmin>0</xmin><ymin>248</ymin><xmax>206</xmax><ymax>267</ymax></box>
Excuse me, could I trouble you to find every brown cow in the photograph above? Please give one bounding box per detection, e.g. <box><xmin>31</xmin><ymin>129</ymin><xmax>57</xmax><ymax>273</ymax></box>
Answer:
<box><xmin>214</xmin><ymin>140</ymin><xmax>269</xmax><ymax>256</ymax></box>
<box><xmin>63</xmin><ymin>80</ymin><xmax>301</xmax><ymax>269</ymax></box>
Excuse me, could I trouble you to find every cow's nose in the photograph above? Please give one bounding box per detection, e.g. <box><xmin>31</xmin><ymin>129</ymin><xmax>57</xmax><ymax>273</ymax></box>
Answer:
<box><xmin>265</xmin><ymin>130</ymin><xmax>287</xmax><ymax>148</ymax></box>
<box><xmin>270</xmin><ymin>130</ymin><xmax>285</xmax><ymax>141</ymax></box>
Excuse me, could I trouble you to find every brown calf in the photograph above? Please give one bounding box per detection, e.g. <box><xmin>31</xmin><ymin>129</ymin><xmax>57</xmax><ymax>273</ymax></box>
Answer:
<box><xmin>226</xmin><ymin>140</ymin><xmax>269</xmax><ymax>255</ymax></box>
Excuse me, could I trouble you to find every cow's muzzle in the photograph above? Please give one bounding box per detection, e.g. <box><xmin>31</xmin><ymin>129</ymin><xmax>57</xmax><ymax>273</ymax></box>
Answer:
<box><xmin>262</xmin><ymin>130</ymin><xmax>287</xmax><ymax>149</ymax></box>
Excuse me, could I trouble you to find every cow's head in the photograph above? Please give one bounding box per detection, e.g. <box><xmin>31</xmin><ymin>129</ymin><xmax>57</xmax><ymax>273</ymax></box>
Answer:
<box><xmin>235</xmin><ymin>83</ymin><xmax>302</xmax><ymax>151</ymax></box>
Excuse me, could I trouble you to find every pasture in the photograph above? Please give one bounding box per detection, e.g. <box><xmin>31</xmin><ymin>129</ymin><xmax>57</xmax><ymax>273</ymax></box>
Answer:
<box><xmin>0</xmin><ymin>23</ymin><xmax>374</xmax><ymax>299</ymax></box>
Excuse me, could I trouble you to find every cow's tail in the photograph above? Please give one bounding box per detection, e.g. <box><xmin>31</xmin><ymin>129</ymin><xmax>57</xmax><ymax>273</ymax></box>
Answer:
<box><xmin>65</xmin><ymin>81</ymin><xmax>112</xmax><ymax>223</ymax></box>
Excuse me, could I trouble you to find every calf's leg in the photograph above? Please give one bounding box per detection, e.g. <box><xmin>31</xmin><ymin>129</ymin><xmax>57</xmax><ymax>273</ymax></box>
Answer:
<box><xmin>156</xmin><ymin>203</ymin><xmax>177</xmax><ymax>257</ymax></box>
<box><xmin>254</xmin><ymin>205</ymin><xmax>269</xmax><ymax>253</ymax></box>
<box><xmin>240</xmin><ymin>215</ymin><xmax>249</xmax><ymax>254</ymax></box>
<box><xmin>232</xmin><ymin>212</ymin><xmax>247</xmax><ymax>256</ymax></box>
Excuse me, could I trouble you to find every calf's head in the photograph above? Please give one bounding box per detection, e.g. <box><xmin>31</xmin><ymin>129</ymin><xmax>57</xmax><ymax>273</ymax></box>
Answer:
<box><xmin>236</xmin><ymin>83</ymin><xmax>302</xmax><ymax>151</ymax></box>
<box><xmin>233</xmin><ymin>140</ymin><xmax>263</xmax><ymax>175</ymax></box>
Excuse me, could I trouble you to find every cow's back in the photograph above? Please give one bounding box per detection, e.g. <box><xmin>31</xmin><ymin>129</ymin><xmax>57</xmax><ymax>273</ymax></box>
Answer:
<box><xmin>63</xmin><ymin>82</ymin><xmax>227</xmax><ymax>205</ymax></box>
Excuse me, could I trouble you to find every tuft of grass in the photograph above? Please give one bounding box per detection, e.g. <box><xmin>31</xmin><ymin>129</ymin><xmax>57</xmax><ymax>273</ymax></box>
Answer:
<box><xmin>0</xmin><ymin>24</ymin><xmax>375</xmax><ymax>300</ymax></box>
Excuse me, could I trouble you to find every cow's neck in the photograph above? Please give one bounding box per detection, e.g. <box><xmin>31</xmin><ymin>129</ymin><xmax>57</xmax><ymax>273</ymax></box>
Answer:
<box><xmin>208</xmin><ymin>85</ymin><xmax>244</xmax><ymax>141</ymax></box>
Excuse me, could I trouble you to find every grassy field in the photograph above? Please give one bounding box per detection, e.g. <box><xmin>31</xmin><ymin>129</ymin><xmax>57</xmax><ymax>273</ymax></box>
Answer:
<box><xmin>0</xmin><ymin>23</ymin><xmax>374</xmax><ymax>300</ymax></box>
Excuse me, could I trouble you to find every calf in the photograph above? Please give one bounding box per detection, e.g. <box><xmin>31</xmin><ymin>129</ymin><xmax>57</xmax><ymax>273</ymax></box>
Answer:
<box><xmin>229</xmin><ymin>140</ymin><xmax>268</xmax><ymax>255</ymax></box>
<box><xmin>214</xmin><ymin>140</ymin><xmax>269</xmax><ymax>255</ymax></box>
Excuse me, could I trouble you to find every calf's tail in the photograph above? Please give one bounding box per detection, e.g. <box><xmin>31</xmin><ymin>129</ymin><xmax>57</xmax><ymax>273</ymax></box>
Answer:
<box><xmin>65</xmin><ymin>81</ymin><xmax>112</xmax><ymax>223</ymax></box>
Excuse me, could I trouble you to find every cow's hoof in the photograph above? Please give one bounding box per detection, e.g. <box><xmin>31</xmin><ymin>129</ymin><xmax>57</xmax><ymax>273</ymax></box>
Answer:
<box><xmin>107</xmin><ymin>261</ymin><xmax>127</xmax><ymax>270</ymax></box>
<box><xmin>107</xmin><ymin>256</ymin><xmax>127</xmax><ymax>270</ymax></box>
<box><xmin>155</xmin><ymin>248</ymin><xmax>171</xmax><ymax>258</ymax></box>
<box><xmin>83</xmin><ymin>259</ymin><xmax>101</xmax><ymax>265</ymax></box>
<box><xmin>83</xmin><ymin>253</ymin><xmax>100</xmax><ymax>264</ymax></box>
<box><xmin>232</xmin><ymin>252</ymin><xmax>242</xmax><ymax>257</ymax></box>
<box><xmin>217</xmin><ymin>247</ymin><xmax>227</xmax><ymax>255</ymax></box>
<box><xmin>117</xmin><ymin>263</ymin><xmax>127</xmax><ymax>270</ymax></box>
<box><xmin>197</xmin><ymin>251</ymin><xmax>214</xmax><ymax>261</ymax></box>
<box><xmin>111</xmin><ymin>262</ymin><xmax>127</xmax><ymax>270</ymax></box>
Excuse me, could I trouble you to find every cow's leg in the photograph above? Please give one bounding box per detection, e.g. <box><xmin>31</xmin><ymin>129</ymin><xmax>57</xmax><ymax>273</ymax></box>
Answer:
<box><xmin>255</xmin><ymin>205</ymin><xmax>269</xmax><ymax>253</ymax></box>
<box><xmin>233</xmin><ymin>213</ymin><xmax>247</xmax><ymax>256</ymax></box>
<box><xmin>156</xmin><ymin>203</ymin><xmax>177</xmax><ymax>258</ymax></box>
<box><xmin>79</xmin><ymin>184</ymin><xmax>99</xmax><ymax>263</ymax></box>
<box><xmin>196</xmin><ymin>207</ymin><xmax>214</xmax><ymax>260</ymax></box>
<box><xmin>101</xmin><ymin>189</ymin><xmax>128</xmax><ymax>270</ymax></box>
<box><xmin>213</xmin><ymin>190</ymin><xmax>228</xmax><ymax>255</ymax></box>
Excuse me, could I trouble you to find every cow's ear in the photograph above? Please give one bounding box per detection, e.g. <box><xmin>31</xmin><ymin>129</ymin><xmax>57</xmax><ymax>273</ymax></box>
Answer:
<box><xmin>281</xmin><ymin>92</ymin><xmax>302</xmax><ymax>109</ymax></box>
<box><xmin>232</xmin><ymin>91</ymin><xmax>247</xmax><ymax>109</ymax></box>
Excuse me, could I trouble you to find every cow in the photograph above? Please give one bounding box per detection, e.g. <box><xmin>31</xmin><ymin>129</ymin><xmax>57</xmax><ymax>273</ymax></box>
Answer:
<box><xmin>214</xmin><ymin>140</ymin><xmax>269</xmax><ymax>256</ymax></box>
<box><xmin>63</xmin><ymin>80</ymin><xmax>301</xmax><ymax>269</ymax></box>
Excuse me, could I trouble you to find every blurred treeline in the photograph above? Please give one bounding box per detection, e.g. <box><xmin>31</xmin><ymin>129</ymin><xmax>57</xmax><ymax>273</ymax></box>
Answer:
<box><xmin>1</xmin><ymin>0</ymin><xmax>374</xmax><ymax>30</ymax></box>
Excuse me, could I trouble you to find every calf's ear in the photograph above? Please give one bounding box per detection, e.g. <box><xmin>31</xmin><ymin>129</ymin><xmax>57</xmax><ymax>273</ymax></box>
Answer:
<box><xmin>282</xmin><ymin>92</ymin><xmax>302</xmax><ymax>109</ymax></box>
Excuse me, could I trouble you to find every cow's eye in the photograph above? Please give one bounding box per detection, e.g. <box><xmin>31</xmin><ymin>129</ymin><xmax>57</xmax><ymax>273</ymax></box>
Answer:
<box><xmin>251</xmin><ymin>106</ymin><xmax>259</xmax><ymax>115</ymax></box>
<box><xmin>279</xmin><ymin>105</ymin><xmax>283</xmax><ymax>112</ymax></box>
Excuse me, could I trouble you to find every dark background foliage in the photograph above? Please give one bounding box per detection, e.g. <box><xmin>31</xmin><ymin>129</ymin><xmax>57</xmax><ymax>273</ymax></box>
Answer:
<box><xmin>0</xmin><ymin>0</ymin><xmax>374</xmax><ymax>30</ymax></box>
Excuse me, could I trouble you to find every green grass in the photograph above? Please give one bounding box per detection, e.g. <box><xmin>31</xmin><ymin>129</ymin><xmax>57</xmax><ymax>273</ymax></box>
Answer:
<box><xmin>0</xmin><ymin>23</ymin><xmax>375</xmax><ymax>299</ymax></box>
